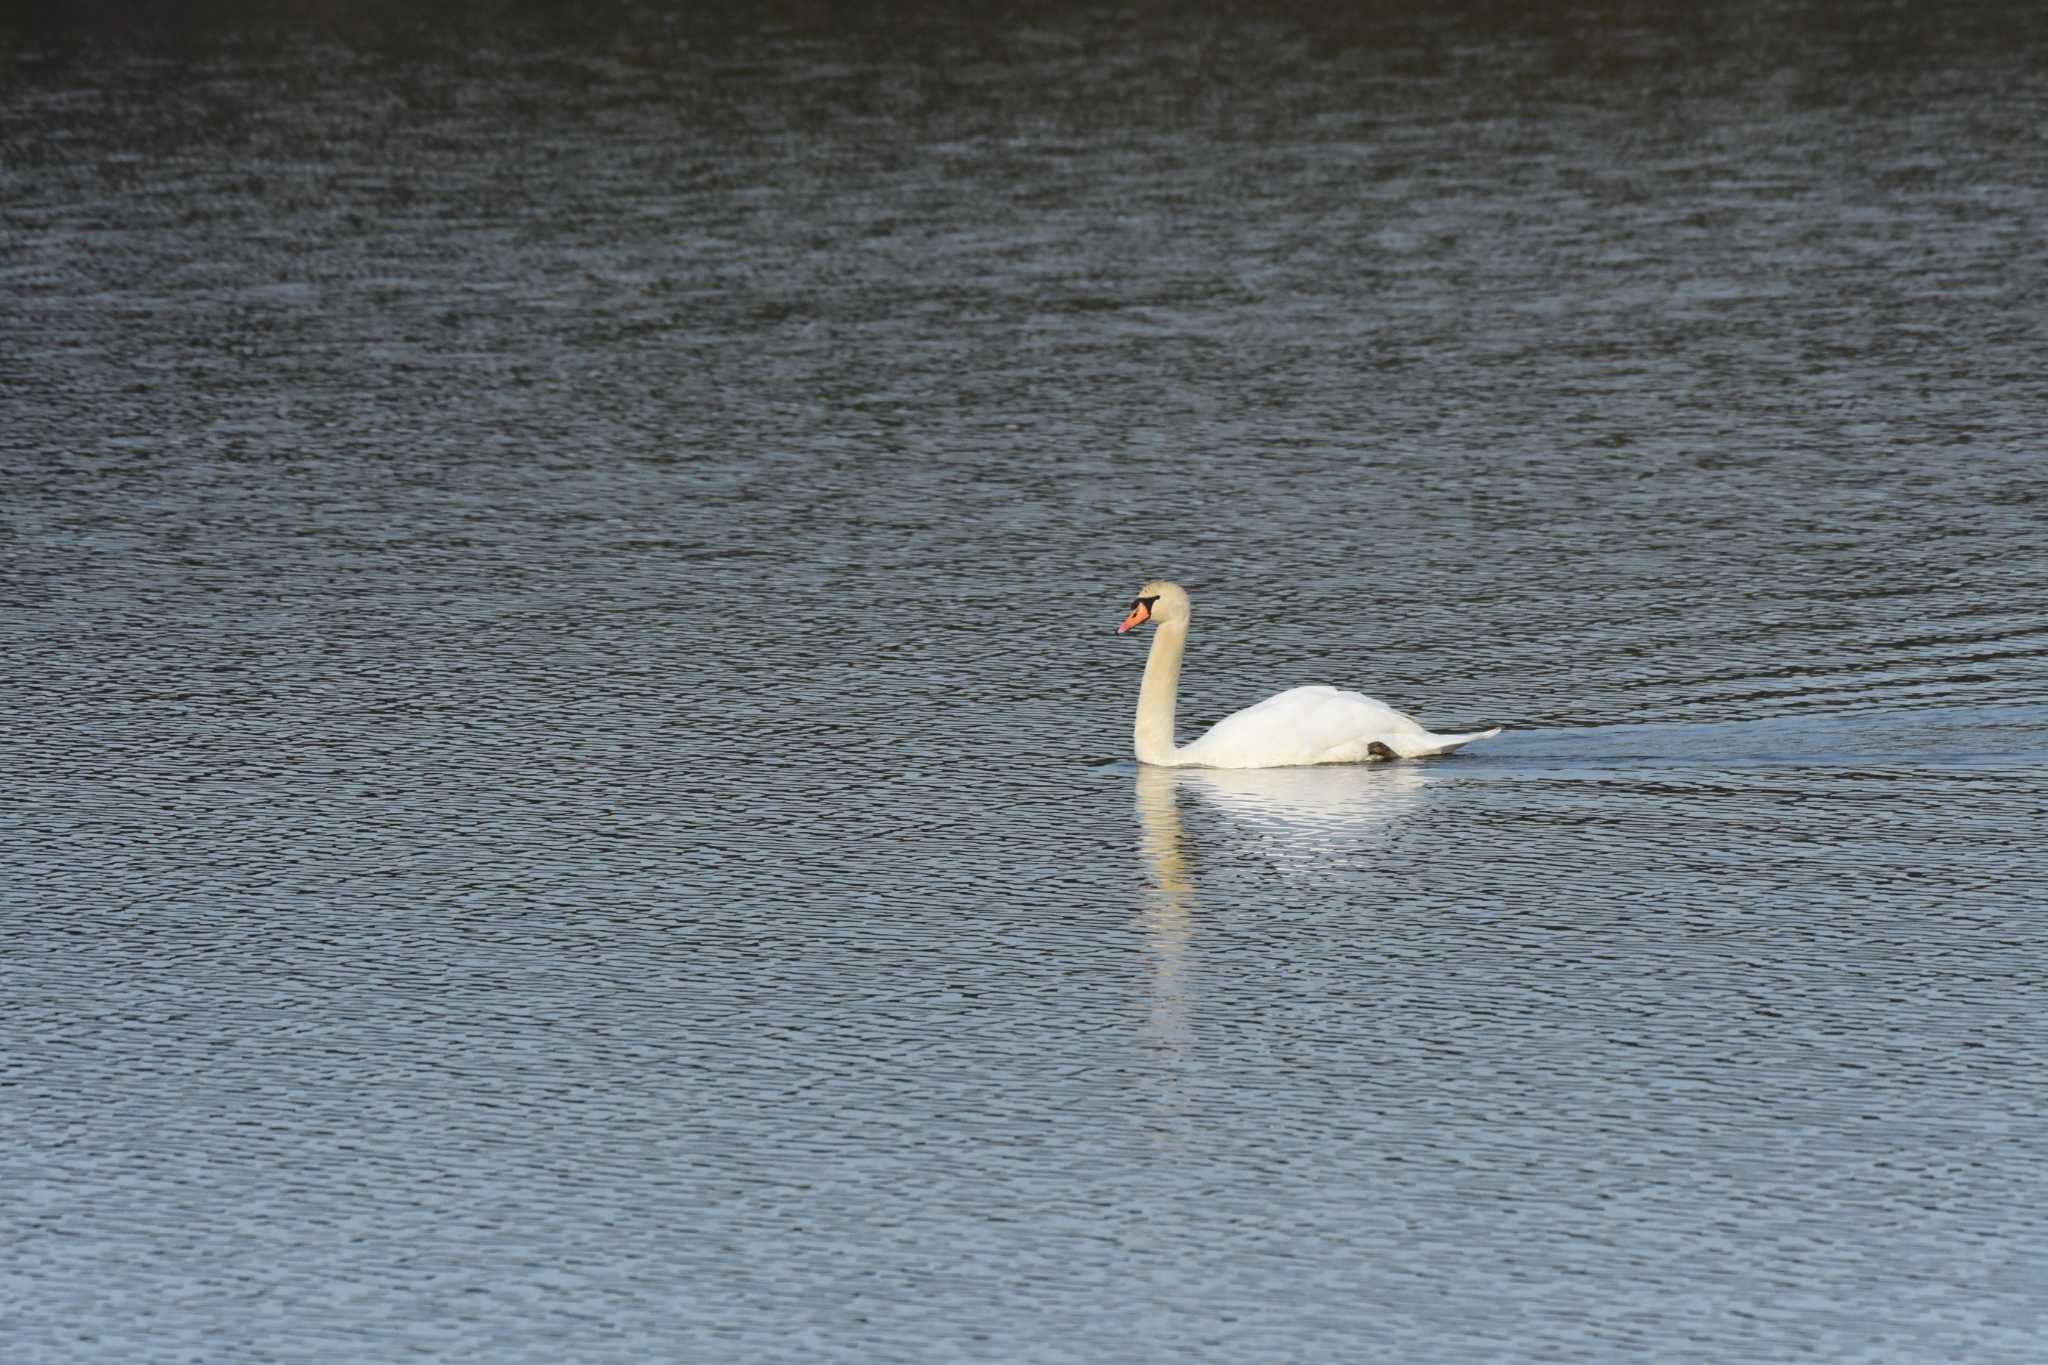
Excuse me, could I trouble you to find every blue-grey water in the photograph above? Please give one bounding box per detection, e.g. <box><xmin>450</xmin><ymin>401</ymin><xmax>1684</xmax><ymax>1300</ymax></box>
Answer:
<box><xmin>6</xmin><ymin>3</ymin><xmax>2048</xmax><ymax>1361</ymax></box>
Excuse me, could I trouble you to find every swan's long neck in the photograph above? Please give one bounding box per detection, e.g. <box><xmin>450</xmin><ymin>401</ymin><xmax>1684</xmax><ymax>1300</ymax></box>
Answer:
<box><xmin>1134</xmin><ymin>617</ymin><xmax>1187</xmax><ymax>766</ymax></box>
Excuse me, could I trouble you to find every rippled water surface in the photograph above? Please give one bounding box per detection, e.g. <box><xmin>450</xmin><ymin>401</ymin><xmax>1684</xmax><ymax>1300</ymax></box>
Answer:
<box><xmin>7</xmin><ymin>3</ymin><xmax>2048</xmax><ymax>1361</ymax></box>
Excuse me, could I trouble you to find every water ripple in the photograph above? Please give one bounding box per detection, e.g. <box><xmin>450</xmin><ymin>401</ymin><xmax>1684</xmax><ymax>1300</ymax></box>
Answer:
<box><xmin>7</xmin><ymin>5</ymin><xmax>2048</xmax><ymax>1363</ymax></box>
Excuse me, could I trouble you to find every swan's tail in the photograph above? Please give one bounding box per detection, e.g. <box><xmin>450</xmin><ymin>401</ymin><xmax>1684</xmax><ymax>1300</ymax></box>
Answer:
<box><xmin>1404</xmin><ymin>725</ymin><xmax>1502</xmax><ymax>758</ymax></box>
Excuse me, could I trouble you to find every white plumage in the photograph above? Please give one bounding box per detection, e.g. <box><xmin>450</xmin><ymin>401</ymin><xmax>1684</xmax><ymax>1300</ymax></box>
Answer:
<box><xmin>1117</xmin><ymin>580</ymin><xmax>1500</xmax><ymax>769</ymax></box>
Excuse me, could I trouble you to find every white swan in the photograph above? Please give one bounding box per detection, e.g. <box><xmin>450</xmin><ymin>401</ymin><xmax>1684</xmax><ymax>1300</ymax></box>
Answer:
<box><xmin>1117</xmin><ymin>580</ymin><xmax>1501</xmax><ymax>768</ymax></box>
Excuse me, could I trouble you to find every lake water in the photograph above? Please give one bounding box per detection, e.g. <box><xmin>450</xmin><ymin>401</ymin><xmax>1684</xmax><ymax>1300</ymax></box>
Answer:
<box><xmin>6</xmin><ymin>3</ymin><xmax>2047</xmax><ymax>1361</ymax></box>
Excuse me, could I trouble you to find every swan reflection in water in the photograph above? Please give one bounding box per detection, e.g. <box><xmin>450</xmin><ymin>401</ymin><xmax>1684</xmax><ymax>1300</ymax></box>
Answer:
<box><xmin>1133</xmin><ymin>765</ymin><xmax>1193</xmax><ymax>1034</ymax></box>
<box><xmin>1138</xmin><ymin>760</ymin><xmax>1433</xmax><ymax>884</ymax></box>
<box><xmin>1131</xmin><ymin>761</ymin><xmax>1433</xmax><ymax>1125</ymax></box>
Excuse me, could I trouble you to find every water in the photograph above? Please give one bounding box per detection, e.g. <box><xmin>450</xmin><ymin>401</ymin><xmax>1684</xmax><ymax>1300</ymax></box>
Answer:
<box><xmin>6</xmin><ymin>3</ymin><xmax>2048</xmax><ymax>1361</ymax></box>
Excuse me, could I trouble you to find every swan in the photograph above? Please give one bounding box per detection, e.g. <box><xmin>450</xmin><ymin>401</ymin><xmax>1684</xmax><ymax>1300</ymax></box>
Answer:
<box><xmin>1116</xmin><ymin>580</ymin><xmax>1501</xmax><ymax>768</ymax></box>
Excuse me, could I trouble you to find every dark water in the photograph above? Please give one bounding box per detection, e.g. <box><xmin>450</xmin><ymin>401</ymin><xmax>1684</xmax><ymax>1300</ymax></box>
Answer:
<box><xmin>7</xmin><ymin>3</ymin><xmax>2048</xmax><ymax>1361</ymax></box>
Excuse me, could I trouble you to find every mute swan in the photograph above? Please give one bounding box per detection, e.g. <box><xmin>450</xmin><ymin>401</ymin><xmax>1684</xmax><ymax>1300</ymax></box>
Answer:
<box><xmin>1116</xmin><ymin>580</ymin><xmax>1501</xmax><ymax>768</ymax></box>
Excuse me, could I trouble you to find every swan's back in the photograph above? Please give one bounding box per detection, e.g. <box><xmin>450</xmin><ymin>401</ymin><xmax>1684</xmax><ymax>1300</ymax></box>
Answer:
<box><xmin>1177</xmin><ymin>685</ymin><xmax>1497</xmax><ymax>768</ymax></box>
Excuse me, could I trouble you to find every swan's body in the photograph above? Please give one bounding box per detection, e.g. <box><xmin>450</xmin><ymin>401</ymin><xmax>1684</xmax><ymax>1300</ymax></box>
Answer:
<box><xmin>1118</xmin><ymin>580</ymin><xmax>1500</xmax><ymax>769</ymax></box>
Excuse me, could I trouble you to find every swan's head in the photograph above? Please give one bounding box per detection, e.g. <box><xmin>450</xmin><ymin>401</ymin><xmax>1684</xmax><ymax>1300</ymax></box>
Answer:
<box><xmin>1117</xmin><ymin>580</ymin><xmax>1190</xmax><ymax>634</ymax></box>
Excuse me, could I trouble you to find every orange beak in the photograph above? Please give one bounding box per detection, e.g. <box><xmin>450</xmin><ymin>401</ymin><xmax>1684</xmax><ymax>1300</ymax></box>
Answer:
<box><xmin>1116</xmin><ymin>602</ymin><xmax>1151</xmax><ymax>634</ymax></box>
